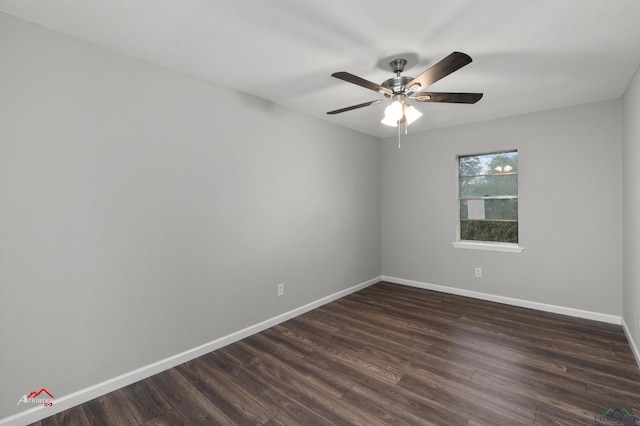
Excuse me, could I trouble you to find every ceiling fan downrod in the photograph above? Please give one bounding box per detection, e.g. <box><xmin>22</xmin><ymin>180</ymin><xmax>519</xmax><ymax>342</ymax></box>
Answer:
<box><xmin>381</xmin><ymin>59</ymin><xmax>415</xmax><ymax>97</ymax></box>
<box><xmin>389</xmin><ymin>58</ymin><xmax>407</xmax><ymax>76</ymax></box>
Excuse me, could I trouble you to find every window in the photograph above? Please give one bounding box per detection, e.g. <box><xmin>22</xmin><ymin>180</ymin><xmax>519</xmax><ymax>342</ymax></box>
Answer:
<box><xmin>457</xmin><ymin>151</ymin><xmax>519</xmax><ymax>248</ymax></box>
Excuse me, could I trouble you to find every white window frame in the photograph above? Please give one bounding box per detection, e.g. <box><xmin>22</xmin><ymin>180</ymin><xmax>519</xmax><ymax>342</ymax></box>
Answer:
<box><xmin>452</xmin><ymin>150</ymin><xmax>524</xmax><ymax>254</ymax></box>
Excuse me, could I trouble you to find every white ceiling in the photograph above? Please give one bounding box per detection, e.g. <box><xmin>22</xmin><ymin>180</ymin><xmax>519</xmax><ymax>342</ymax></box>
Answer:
<box><xmin>2</xmin><ymin>0</ymin><xmax>640</xmax><ymax>139</ymax></box>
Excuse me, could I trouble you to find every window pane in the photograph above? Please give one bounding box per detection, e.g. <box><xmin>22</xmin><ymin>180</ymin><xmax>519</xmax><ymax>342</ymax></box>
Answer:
<box><xmin>460</xmin><ymin>220</ymin><xmax>518</xmax><ymax>243</ymax></box>
<box><xmin>460</xmin><ymin>199</ymin><xmax>518</xmax><ymax>221</ymax></box>
<box><xmin>458</xmin><ymin>150</ymin><xmax>518</xmax><ymax>245</ymax></box>
<box><xmin>459</xmin><ymin>152</ymin><xmax>518</xmax><ymax>176</ymax></box>
<box><xmin>459</xmin><ymin>174</ymin><xmax>518</xmax><ymax>197</ymax></box>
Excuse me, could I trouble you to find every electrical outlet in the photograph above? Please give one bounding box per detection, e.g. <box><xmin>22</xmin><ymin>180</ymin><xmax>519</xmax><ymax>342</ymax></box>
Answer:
<box><xmin>475</xmin><ymin>267</ymin><xmax>482</xmax><ymax>278</ymax></box>
<box><xmin>277</xmin><ymin>283</ymin><xmax>284</xmax><ymax>297</ymax></box>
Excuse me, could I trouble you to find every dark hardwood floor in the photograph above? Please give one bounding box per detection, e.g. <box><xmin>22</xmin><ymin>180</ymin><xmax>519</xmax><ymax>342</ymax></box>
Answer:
<box><xmin>32</xmin><ymin>282</ymin><xmax>639</xmax><ymax>425</ymax></box>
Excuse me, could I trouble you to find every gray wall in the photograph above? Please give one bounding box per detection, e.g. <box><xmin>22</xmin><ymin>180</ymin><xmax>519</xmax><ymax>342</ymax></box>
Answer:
<box><xmin>622</xmin><ymin>64</ymin><xmax>640</xmax><ymax>358</ymax></box>
<box><xmin>0</xmin><ymin>14</ymin><xmax>381</xmax><ymax>419</ymax></box>
<box><xmin>381</xmin><ymin>100</ymin><xmax>623</xmax><ymax>315</ymax></box>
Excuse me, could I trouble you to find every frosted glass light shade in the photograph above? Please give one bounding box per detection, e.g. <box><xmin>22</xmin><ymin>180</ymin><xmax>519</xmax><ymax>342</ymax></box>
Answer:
<box><xmin>384</xmin><ymin>101</ymin><xmax>403</xmax><ymax>121</ymax></box>
<box><xmin>404</xmin><ymin>105</ymin><xmax>422</xmax><ymax>125</ymax></box>
<box><xmin>381</xmin><ymin>102</ymin><xmax>422</xmax><ymax>127</ymax></box>
<box><xmin>381</xmin><ymin>115</ymin><xmax>399</xmax><ymax>127</ymax></box>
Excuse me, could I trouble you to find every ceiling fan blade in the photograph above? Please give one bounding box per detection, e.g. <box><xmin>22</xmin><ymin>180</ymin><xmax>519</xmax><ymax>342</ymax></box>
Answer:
<box><xmin>332</xmin><ymin>72</ymin><xmax>393</xmax><ymax>96</ymax></box>
<box><xmin>412</xmin><ymin>92</ymin><xmax>483</xmax><ymax>104</ymax></box>
<box><xmin>405</xmin><ymin>52</ymin><xmax>473</xmax><ymax>94</ymax></box>
<box><xmin>327</xmin><ymin>99</ymin><xmax>385</xmax><ymax>115</ymax></box>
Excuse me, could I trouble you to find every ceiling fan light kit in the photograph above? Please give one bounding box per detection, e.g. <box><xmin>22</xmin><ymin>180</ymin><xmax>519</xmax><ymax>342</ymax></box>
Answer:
<box><xmin>380</xmin><ymin>95</ymin><xmax>423</xmax><ymax>127</ymax></box>
<box><xmin>327</xmin><ymin>52</ymin><xmax>483</xmax><ymax>147</ymax></box>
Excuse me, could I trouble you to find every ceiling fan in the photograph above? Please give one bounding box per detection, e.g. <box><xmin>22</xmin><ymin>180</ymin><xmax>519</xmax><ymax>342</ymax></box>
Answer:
<box><xmin>327</xmin><ymin>52</ymin><xmax>483</xmax><ymax>129</ymax></box>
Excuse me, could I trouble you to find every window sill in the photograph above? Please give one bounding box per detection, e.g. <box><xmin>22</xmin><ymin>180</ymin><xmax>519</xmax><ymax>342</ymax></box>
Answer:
<box><xmin>452</xmin><ymin>241</ymin><xmax>524</xmax><ymax>253</ymax></box>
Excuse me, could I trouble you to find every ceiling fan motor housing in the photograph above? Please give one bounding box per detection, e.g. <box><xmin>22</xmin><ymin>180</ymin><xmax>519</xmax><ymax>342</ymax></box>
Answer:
<box><xmin>382</xmin><ymin>75</ymin><xmax>413</xmax><ymax>96</ymax></box>
<box><xmin>381</xmin><ymin>58</ymin><xmax>415</xmax><ymax>96</ymax></box>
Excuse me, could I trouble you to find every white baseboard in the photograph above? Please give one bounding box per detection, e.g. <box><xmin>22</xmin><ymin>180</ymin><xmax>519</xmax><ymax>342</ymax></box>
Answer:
<box><xmin>621</xmin><ymin>318</ymin><xmax>640</xmax><ymax>369</ymax></box>
<box><xmin>381</xmin><ymin>275</ymin><xmax>622</xmax><ymax>325</ymax></box>
<box><xmin>0</xmin><ymin>276</ymin><xmax>381</xmax><ymax>426</ymax></box>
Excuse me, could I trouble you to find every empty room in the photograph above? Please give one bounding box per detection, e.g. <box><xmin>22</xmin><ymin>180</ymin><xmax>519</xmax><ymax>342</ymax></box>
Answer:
<box><xmin>1</xmin><ymin>1</ymin><xmax>639</xmax><ymax>425</ymax></box>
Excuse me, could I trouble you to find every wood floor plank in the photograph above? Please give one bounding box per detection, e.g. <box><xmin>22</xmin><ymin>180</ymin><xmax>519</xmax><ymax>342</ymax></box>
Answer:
<box><xmin>175</xmin><ymin>358</ymin><xmax>274</xmax><ymax>424</ymax></box>
<box><xmin>148</xmin><ymin>368</ymin><xmax>235</xmax><ymax>425</ymax></box>
<box><xmin>586</xmin><ymin>379</ymin><xmax>640</xmax><ymax>407</ymax></box>
<box><xmin>231</xmin><ymin>338</ymin><xmax>388</xmax><ymax>426</ymax></box>
<box><xmin>81</xmin><ymin>390</ymin><xmax>139</xmax><ymax>426</ymax></box>
<box><xmin>247</xmin><ymin>332</ymin><xmax>354</xmax><ymax>398</ymax></box>
<box><xmin>341</xmin><ymin>382</ymin><xmax>467</xmax><ymax>426</ymax></box>
<box><xmin>31</xmin><ymin>281</ymin><xmax>640</xmax><ymax>425</ymax></box>
<box><xmin>116</xmin><ymin>378</ymin><xmax>173</xmax><ymax>424</ymax></box>
<box><xmin>36</xmin><ymin>405</ymin><xmax>92</xmax><ymax>426</ymax></box>
<box><xmin>398</xmin><ymin>370</ymin><xmax>537</xmax><ymax>425</ymax></box>
<box><xmin>140</xmin><ymin>409</ymin><xmax>185</xmax><ymax>426</ymax></box>
<box><xmin>201</xmin><ymin>349</ymin><xmax>269</xmax><ymax>396</ymax></box>
<box><xmin>285</xmin><ymin>318</ymin><xmax>406</xmax><ymax>385</ymax></box>
<box><xmin>313</xmin><ymin>302</ymin><xmax>437</xmax><ymax>353</ymax></box>
<box><xmin>255</xmin><ymin>386</ymin><xmax>333</xmax><ymax>426</ymax></box>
